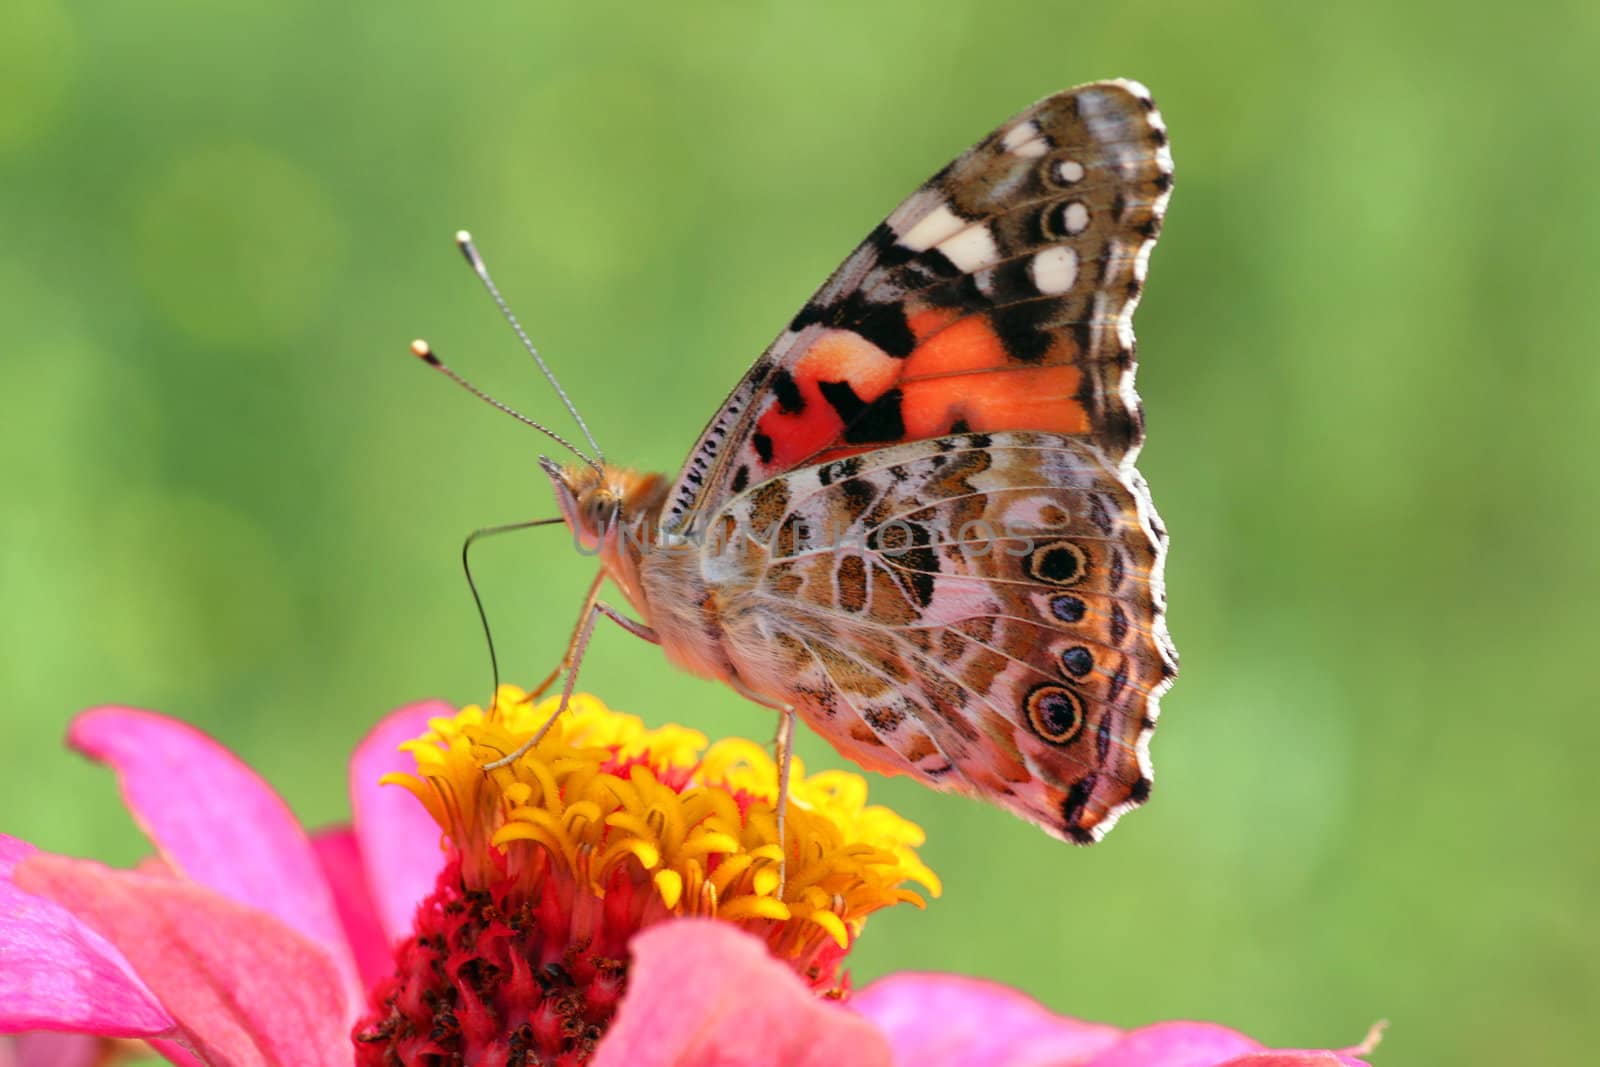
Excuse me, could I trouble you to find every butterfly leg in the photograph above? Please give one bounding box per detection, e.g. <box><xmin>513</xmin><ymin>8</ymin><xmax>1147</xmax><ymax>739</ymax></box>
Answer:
<box><xmin>728</xmin><ymin>677</ymin><xmax>798</xmax><ymax>894</ymax></box>
<box><xmin>774</xmin><ymin>705</ymin><xmax>796</xmax><ymax>896</ymax></box>
<box><xmin>481</xmin><ymin>599</ymin><xmax>658</xmax><ymax>769</ymax></box>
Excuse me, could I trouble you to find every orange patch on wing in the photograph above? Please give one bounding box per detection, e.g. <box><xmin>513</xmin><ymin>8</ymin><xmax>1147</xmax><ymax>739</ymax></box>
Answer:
<box><xmin>907</xmin><ymin>306</ymin><xmax>961</xmax><ymax>342</ymax></box>
<box><xmin>902</xmin><ymin>363</ymin><xmax>1090</xmax><ymax>438</ymax></box>
<box><xmin>758</xmin><ymin>314</ymin><xmax>1091</xmax><ymax>473</ymax></box>
<box><xmin>756</xmin><ymin>400</ymin><xmax>840</xmax><ymax>472</ymax></box>
<box><xmin>903</xmin><ymin>315</ymin><xmax>1011</xmax><ymax>380</ymax></box>
<box><xmin>756</xmin><ymin>330</ymin><xmax>899</xmax><ymax>470</ymax></box>
<box><xmin>798</xmin><ymin>330</ymin><xmax>901</xmax><ymax>394</ymax></box>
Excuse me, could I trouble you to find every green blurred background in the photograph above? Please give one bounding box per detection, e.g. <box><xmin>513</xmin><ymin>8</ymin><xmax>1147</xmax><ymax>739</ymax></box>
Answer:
<box><xmin>3</xmin><ymin>1</ymin><xmax>1595</xmax><ymax>1062</ymax></box>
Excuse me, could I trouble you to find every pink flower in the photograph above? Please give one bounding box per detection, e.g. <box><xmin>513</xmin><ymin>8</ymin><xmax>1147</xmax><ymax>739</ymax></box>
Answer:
<box><xmin>1</xmin><ymin>700</ymin><xmax>448</xmax><ymax>1067</ymax></box>
<box><xmin>1</xmin><ymin>699</ymin><xmax>1380</xmax><ymax>1066</ymax></box>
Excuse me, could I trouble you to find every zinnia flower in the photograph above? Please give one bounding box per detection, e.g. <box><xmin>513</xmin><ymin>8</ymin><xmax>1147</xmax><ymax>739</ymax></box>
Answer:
<box><xmin>351</xmin><ymin>687</ymin><xmax>938</xmax><ymax>1062</ymax></box>
<box><xmin>0</xmin><ymin>690</ymin><xmax>1380</xmax><ymax>1066</ymax></box>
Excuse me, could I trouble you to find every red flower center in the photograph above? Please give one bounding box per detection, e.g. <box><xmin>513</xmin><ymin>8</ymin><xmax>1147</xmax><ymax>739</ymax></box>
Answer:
<box><xmin>356</xmin><ymin>854</ymin><xmax>638</xmax><ymax>1066</ymax></box>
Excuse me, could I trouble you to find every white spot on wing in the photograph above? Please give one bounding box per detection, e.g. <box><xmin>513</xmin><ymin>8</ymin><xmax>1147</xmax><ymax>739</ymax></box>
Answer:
<box><xmin>1062</xmin><ymin>201</ymin><xmax>1090</xmax><ymax>234</ymax></box>
<box><xmin>937</xmin><ymin>225</ymin><xmax>1001</xmax><ymax>272</ymax></box>
<box><xmin>1002</xmin><ymin>120</ymin><xmax>1041</xmax><ymax>152</ymax></box>
<box><xmin>1030</xmin><ymin>246</ymin><xmax>1079</xmax><ymax>295</ymax></box>
<box><xmin>898</xmin><ymin>203</ymin><xmax>967</xmax><ymax>252</ymax></box>
<box><xmin>1056</xmin><ymin>159</ymin><xmax>1085</xmax><ymax>184</ymax></box>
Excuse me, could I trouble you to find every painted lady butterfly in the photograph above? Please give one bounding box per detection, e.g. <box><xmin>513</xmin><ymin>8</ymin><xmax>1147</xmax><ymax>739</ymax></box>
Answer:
<box><xmin>418</xmin><ymin>79</ymin><xmax>1178</xmax><ymax>846</ymax></box>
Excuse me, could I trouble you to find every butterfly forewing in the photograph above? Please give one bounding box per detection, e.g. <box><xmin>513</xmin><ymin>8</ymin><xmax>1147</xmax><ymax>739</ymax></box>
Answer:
<box><xmin>662</xmin><ymin>79</ymin><xmax>1173</xmax><ymax>531</ymax></box>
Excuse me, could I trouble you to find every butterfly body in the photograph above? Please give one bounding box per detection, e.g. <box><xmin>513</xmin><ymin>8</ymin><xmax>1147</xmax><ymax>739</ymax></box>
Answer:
<box><xmin>540</xmin><ymin>79</ymin><xmax>1177</xmax><ymax>844</ymax></box>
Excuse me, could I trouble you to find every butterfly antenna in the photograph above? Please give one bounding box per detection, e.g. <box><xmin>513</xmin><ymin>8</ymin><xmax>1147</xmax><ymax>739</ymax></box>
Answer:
<box><xmin>411</xmin><ymin>339</ymin><xmax>602</xmax><ymax>472</ymax></box>
<box><xmin>454</xmin><ymin>231</ymin><xmax>605</xmax><ymax>463</ymax></box>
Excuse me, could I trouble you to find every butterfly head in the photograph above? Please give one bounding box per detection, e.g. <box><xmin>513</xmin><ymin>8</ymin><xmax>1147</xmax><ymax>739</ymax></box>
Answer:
<box><xmin>540</xmin><ymin>456</ymin><xmax>669</xmax><ymax>559</ymax></box>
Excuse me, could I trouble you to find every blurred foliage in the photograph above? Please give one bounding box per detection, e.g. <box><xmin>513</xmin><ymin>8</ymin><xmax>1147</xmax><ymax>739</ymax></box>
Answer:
<box><xmin>2</xmin><ymin>2</ymin><xmax>1596</xmax><ymax>1063</ymax></box>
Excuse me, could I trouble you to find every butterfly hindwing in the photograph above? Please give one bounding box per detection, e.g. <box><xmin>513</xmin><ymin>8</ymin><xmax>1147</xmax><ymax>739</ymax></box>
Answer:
<box><xmin>662</xmin><ymin>79</ymin><xmax>1173</xmax><ymax>531</ymax></box>
<box><xmin>704</xmin><ymin>432</ymin><xmax>1175</xmax><ymax>842</ymax></box>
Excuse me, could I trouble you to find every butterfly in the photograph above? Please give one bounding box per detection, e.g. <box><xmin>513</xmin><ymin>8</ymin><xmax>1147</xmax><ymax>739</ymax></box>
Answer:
<box><xmin>416</xmin><ymin>78</ymin><xmax>1178</xmax><ymax>847</ymax></box>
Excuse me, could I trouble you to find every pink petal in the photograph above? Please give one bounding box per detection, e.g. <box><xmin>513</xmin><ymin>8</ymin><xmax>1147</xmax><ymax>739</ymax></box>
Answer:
<box><xmin>112</xmin><ymin>851</ymin><xmax>231</xmax><ymax>1059</ymax></box>
<box><xmin>349</xmin><ymin>701</ymin><xmax>452</xmax><ymax>942</ymax></box>
<box><xmin>4</xmin><ymin>1031</ymin><xmax>111</xmax><ymax>1067</ymax></box>
<box><xmin>68</xmin><ymin>707</ymin><xmax>362</xmax><ymax>1009</ymax></box>
<box><xmin>593</xmin><ymin>919</ymin><xmax>894</xmax><ymax>1067</ymax></box>
<box><xmin>16</xmin><ymin>852</ymin><xmax>351</xmax><ymax>1067</ymax></box>
<box><xmin>853</xmin><ymin>972</ymin><xmax>1121</xmax><ymax>1067</ymax></box>
<box><xmin>0</xmin><ymin>836</ymin><xmax>172</xmax><ymax>1038</ymax></box>
<box><xmin>1086</xmin><ymin>1022</ymin><xmax>1263</xmax><ymax>1067</ymax></box>
<box><xmin>1217</xmin><ymin>1053</ymin><xmax>1369</xmax><ymax>1067</ymax></box>
<box><xmin>311</xmin><ymin>827</ymin><xmax>394</xmax><ymax>987</ymax></box>
<box><xmin>1237</xmin><ymin>1021</ymin><xmax>1379</xmax><ymax>1067</ymax></box>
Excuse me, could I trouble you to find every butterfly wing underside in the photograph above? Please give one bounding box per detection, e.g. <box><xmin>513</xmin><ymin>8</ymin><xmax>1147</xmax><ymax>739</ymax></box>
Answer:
<box><xmin>709</xmin><ymin>432</ymin><xmax>1174</xmax><ymax>842</ymax></box>
<box><xmin>665</xmin><ymin>80</ymin><xmax>1177</xmax><ymax>841</ymax></box>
